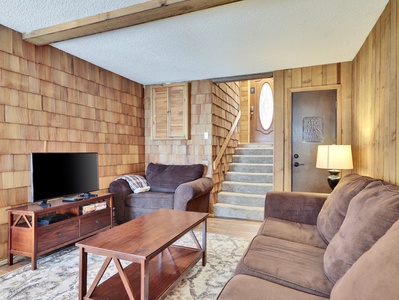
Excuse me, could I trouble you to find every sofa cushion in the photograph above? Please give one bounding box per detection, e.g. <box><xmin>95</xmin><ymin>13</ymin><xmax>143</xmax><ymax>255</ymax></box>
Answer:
<box><xmin>330</xmin><ymin>219</ymin><xmax>399</xmax><ymax>300</ymax></box>
<box><xmin>146</xmin><ymin>163</ymin><xmax>204</xmax><ymax>193</ymax></box>
<box><xmin>324</xmin><ymin>180</ymin><xmax>399</xmax><ymax>284</ymax></box>
<box><xmin>317</xmin><ymin>174</ymin><xmax>376</xmax><ymax>243</ymax></box>
<box><xmin>258</xmin><ymin>217</ymin><xmax>327</xmax><ymax>249</ymax></box>
<box><xmin>217</xmin><ymin>275</ymin><xmax>328</xmax><ymax>300</ymax></box>
<box><xmin>234</xmin><ymin>235</ymin><xmax>333</xmax><ymax>297</ymax></box>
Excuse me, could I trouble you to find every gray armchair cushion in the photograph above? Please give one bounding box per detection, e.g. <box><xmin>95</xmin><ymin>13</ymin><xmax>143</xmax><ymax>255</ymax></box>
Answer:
<box><xmin>125</xmin><ymin>192</ymin><xmax>174</xmax><ymax>209</ymax></box>
<box><xmin>324</xmin><ymin>180</ymin><xmax>399</xmax><ymax>284</ymax></box>
<box><xmin>146</xmin><ymin>163</ymin><xmax>204</xmax><ymax>192</ymax></box>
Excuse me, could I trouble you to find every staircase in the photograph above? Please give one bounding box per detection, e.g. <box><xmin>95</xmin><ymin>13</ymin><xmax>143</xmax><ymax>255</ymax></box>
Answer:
<box><xmin>213</xmin><ymin>143</ymin><xmax>274</xmax><ymax>221</ymax></box>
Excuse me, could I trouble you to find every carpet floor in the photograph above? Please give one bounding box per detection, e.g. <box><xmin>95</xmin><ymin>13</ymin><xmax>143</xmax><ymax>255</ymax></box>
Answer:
<box><xmin>0</xmin><ymin>232</ymin><xmax>250</xmax><ymax>300</ymax></box>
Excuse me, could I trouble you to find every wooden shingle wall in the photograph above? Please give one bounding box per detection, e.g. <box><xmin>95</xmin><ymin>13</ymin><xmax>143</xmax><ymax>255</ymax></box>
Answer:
<box><xmin>144</xmin><ymin>80</ymin><xmax>213</xmax><ymax>174</ymax></box>
<box><xmin>212</xmin><ymin>82</ymin><xmax>240</xmax><ymax>205</ymax></box>
<box><xmin>352</xmin><ymin>0</ymin><xmax>399</xmax><ymax>184</ymax></box>
<box><xmin>0</xmin><ymin>25</ymin><xmax>145</xmax><ymax>259</ymax></box>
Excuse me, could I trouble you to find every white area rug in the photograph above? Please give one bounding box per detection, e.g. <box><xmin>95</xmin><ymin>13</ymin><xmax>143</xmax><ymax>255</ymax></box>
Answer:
<box><xmin>0</xmin><ymin>232</ymin><xmax>250</xmax><ymax>300</ymax></box>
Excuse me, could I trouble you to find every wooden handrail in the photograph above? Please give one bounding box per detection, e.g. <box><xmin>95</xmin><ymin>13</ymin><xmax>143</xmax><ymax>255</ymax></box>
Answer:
<box><xmin>213</xmin><ymin>110</ymin><xmax>241</xmax><ymax>170</ymax></box>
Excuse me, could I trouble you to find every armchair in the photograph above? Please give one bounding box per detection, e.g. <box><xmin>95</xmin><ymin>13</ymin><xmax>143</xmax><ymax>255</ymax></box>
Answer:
<box><xmin>109</xmin><ymin>163</ymin><xmax>213</xmax><ymax>224</ymax></box>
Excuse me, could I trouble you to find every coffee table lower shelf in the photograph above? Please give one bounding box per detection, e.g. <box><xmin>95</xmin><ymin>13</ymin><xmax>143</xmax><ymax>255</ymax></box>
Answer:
<box><xmin>85</xmin><ymin>245</ymin><xmax>204</xmax><ymax>300</ymax></box>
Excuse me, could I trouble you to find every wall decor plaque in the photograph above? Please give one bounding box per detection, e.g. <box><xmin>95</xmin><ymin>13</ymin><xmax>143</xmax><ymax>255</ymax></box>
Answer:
<box><xmin>303</xmin><ymin>117</ymin><xmax>324</xmax><ymax>143</ymax></box>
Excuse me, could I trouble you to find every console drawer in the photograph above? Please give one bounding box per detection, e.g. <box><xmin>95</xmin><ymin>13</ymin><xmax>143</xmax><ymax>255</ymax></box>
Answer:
<box><xmin>80</xmin><ymin>209</ymin><xmax>111</xmax><ymax>236</ymax></box>
<box><xmin>37</xmin><ymin>220</ymin><xmax>79</xmax><ymax>252</ymax></box>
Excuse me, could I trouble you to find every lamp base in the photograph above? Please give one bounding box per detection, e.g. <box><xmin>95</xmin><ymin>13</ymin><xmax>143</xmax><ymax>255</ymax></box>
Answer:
<box><xmin>327</xmin><ymin>170</ymin><xmax>341</xmax><ymax>190</ymax></box>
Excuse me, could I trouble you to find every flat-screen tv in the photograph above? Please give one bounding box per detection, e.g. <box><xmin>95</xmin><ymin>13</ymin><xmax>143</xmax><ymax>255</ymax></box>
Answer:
<box><xmin>31</xmin><ymin>152</ymin><xmax>99</xmax><ymax>207</ymax></box>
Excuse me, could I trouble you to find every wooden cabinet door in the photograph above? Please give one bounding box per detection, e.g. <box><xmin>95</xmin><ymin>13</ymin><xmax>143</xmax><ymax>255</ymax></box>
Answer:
<box><xmin>152</xmin><ymin>83</ymin><xmax>189</xmax><ymax>139</ymax></box>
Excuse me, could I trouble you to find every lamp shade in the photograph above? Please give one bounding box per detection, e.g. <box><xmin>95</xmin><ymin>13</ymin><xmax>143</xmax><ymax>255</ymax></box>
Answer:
<box><xmin>316</xmin><ymin>145</ymin><xmax>353</xmax><ymax>170</ymax></box>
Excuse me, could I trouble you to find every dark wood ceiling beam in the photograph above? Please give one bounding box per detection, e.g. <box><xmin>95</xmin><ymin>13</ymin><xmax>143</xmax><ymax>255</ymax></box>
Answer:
<box><xmin>22</xmin><ymin>0</ymin><xmax>242</xmax><ymax>46</ymax></box>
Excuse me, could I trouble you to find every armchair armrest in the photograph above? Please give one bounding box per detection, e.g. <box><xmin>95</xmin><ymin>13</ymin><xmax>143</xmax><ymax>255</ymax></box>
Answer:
<box><xmin>265</xmin><ymin>191</ymin><xmax>329</xmax><ymax>225</ymax></box>
<box><xmin>108</xmin><ymin>179</ymin><xmax>133</xmax><ymax>224</ymax></box>
<box><xmin>174</xmin><ymin>177</ymin><xmax>213</xmax><ymax>212</ymax></box>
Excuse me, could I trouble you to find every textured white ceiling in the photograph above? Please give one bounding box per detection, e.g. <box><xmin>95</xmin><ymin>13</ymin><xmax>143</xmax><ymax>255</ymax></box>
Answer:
<box><xmin>0</xmin><ymin>0</ymin><xmax>389</xmax><ymax>85</ymax></box>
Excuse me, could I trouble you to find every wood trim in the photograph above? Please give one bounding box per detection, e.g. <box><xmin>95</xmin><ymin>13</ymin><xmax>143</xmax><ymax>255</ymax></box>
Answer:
<box><xmin>286</xmin><ymin>85</ymin><xmax>342</xmax><ymax>191</ymax></box>
<box><xmin>212</xmin><ymin>110</ymin><xmax>241</xmax><ymax>170</ymax></box>
<box><xmin>23</xmin><ymin>0</ymin><xmax>243</xmax><ymax>46</ymax></box>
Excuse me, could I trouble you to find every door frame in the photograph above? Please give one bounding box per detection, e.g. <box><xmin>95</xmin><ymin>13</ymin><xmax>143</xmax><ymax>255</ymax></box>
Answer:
<box><xmin>284</xmin><ymin>85</ymin><xmax>342</xmax><ymax>191</ymax></box>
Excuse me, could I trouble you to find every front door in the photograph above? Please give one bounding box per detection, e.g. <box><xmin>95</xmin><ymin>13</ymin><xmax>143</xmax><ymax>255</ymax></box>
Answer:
<box><xmin>291</xmin><ymin>89</ymin><xmax>337</xmax><ymax>193</ymax></box>
<box><xmin>250</xmin><ymin>78</ymin><xmax>274</xmax><ymax>143</ymax></box>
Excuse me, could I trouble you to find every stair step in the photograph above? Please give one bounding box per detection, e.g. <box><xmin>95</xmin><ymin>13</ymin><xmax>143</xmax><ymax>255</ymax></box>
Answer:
<box><xmin>213</xmin><ymin>203</ymin><xmax>264</xmax><ymax>221</ymax></box>
<box><xmin>238</xmin><ymin>143</ymin><xmax>273</xmax><ymax>149</ymax></box>
<box><xmin>229</xmin><ymin>163</ymin><xmax>273</xmax><ymax>173</ymax></box>
<box><xmin>218</xmin><ymin>192</ymin><xmax>265</xmax><ymax>207</ymax></box>
<box><xmin>225</xmin><ymin>172</ymin><xmax>273</xmax><ymax>183</ymax></box>
<box><xmin>232</xmin><ymin>155</ymin><xmax>273</xmax><ymax>164</ymax></box>
<box><xmin>234</xmin><ymin>148</ymin><xmax>273</xmax><ymax>155</ymax></box>
<box><xmin>222</xmin><ymin>181</ymin><xmax>273</xmax><ymax>194</ymax></box>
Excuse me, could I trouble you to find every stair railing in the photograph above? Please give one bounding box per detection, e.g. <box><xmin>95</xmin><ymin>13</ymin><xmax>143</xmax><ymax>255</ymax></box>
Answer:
<box><xmin>213</xmin><ymin>110</ymin><xmax>241</xmax><ymax>170</ymax></box>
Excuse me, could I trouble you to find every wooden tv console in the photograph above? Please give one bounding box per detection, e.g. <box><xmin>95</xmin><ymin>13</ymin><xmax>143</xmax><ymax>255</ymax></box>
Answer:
<box><xmin>7</xmin><ymin>193</ymin><xmax>113</xmax><ymax>270</ymax></box>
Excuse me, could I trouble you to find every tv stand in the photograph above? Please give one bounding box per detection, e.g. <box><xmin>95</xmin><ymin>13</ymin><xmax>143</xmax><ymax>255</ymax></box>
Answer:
<box><xmin>7</xmin><ymin>193</ymin><xmax>113</xmax><ymax>270</ymax></box>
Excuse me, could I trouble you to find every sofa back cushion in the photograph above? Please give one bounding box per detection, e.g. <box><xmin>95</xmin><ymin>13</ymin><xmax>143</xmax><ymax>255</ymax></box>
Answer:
<box><xmin>317</xmin><ymin>174</ymin><xmax>376</xmax><ymax>243</ymax></box>
<box><xmin>146</xmin><ymin>163</ymin><xmax>204</xmax><ymax>193</ymax></box>
<box><xmin>324</xmin><ymin>180</ymin><xmax>399</xmax><ymax>284</ymax></box>
<box><xmin>330</xmin><ymin>219</ymin><xmax>399</xmax><ymax>300</ymax></box>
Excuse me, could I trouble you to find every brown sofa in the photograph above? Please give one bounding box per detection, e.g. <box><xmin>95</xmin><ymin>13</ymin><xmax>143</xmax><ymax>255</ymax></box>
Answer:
<box><xmin>217</xmin><ymin>174</ymin><xmax>399</xmax><ymax>300</ymax></box>
<box><xmin>109</xmin><ymin>163</ymin><xmax>213</xmax><ymax>224</ymax></box>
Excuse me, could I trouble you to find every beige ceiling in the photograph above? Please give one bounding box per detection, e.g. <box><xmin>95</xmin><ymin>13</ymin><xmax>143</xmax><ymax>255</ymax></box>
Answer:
<box><xmin>0</xmin><ymin>0</ymin><xmax>389</xmax><ymax>85</ymax></box>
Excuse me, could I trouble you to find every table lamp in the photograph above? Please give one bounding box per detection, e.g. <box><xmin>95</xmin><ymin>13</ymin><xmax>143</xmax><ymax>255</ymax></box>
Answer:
<box><xmin>316</xmin><ymin>145</ymin><xmax>353</xmax><ymax>190</ymax></box>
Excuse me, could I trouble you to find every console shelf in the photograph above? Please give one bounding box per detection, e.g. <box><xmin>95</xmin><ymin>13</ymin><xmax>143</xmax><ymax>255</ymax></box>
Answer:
<box><xmin>7</xmin><ymin>193</ymin><xmax>113</xmax><ymax>270</ymax></box>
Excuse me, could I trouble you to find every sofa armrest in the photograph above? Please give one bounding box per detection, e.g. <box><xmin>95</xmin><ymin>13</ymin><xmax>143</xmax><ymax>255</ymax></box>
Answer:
<box><xmin>265</xmin><ymin>191</ymin><xmax>329</xmax><ymax>225</ymax></box>
<box><xmin>174</xmin><ymin>177</ymin><xmax>213</xmax><ymax>212</ymax></box>
<box><xmin>108</xmin><ymin>179</ymin><xmax>133</xmax><ymax>224</ymax></box>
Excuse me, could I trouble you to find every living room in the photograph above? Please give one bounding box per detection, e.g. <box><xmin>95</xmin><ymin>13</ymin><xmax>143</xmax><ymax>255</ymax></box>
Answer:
<box><xmin>1</xmin><ymin>0</ymin><xmax>399</xmax><ymax>299</ymax></box>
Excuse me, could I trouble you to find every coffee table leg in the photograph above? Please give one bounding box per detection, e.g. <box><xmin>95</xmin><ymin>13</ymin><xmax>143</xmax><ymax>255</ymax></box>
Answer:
<box><xmin>79</xmin><ymin>247</ymin><xmax>88</xmax><ymax>300</ymax></box>
<box><xmin>202</xmin><ymin>218</ymin><xmax>207</xmax><ymax>266</ymax></box>
<box><xmin>141</xmin><ymin>260</ymin><xmax>149</xmax><ymax>300</ymax></box>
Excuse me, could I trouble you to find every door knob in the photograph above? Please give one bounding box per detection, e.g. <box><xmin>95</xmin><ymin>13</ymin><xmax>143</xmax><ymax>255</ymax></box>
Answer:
<box><xmin>294</xmin><ymin>162</ymin><xmax>304</xmax><ymax>167</ymax></box>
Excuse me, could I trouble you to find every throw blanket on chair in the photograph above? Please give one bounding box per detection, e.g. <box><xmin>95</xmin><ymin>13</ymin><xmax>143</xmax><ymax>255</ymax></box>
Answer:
<box><xmin>115</xmin><ymin>175</ymin><xmax>150</xmax><ymax>193</ymax></box>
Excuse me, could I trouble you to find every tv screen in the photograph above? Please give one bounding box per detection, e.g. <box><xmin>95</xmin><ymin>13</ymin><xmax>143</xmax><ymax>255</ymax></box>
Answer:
<box><xmin>31</xmin><ymin>152</ymin><xmax>99</xmax><ymax>205</ymax></box>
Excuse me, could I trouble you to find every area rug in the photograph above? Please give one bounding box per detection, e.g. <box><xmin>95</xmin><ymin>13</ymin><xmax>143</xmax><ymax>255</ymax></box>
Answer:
<box><xmin>0</xmin><ymin>232</ymin><xmax>250</xmax><ymax>300</ymax></box>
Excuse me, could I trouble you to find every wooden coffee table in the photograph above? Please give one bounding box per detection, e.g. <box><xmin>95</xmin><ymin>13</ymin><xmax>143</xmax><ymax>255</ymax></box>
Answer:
<box><xmin>76</xmin><ymin>209</ymin><xmax>208</xmax><ymax>300</ymax></box>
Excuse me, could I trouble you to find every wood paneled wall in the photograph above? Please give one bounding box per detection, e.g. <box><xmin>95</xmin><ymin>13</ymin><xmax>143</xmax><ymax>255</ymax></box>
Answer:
<box><xmin>352</xmin><ymin>0</ymin><xmax>399</xmax><ymax>184</ymax></box>
<box><xmin>212</xmin><ymin>82</ymin><xmax>240</xmax><ymax>205</ymax></box>
<box><xmin>144</xmin><ymin>80</ymin><xmax>213</xmax><ymax>175</ymax></box>
<box><xmin>0</xmin><ymin>25</ymin><xmax>145</xmax><ymax>259</ymax></box>
<box><xmin>273</xmin><ymin>63</ymin><xmax>353</xmax><ymax>190</ymax></box>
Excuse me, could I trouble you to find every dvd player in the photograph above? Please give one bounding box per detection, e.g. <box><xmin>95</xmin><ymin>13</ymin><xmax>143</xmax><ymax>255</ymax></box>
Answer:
<box><xmin>62</xmin><ymin>197</ymin><xmax>84</xmax><ymax>202</ymax></box>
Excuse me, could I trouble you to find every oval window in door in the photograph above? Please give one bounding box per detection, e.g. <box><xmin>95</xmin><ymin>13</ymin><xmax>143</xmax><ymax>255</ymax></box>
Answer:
<box><xmin>259</xmin><ymin>82</ymin><xmax>274</xmax><ymax>130</ymax></box>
